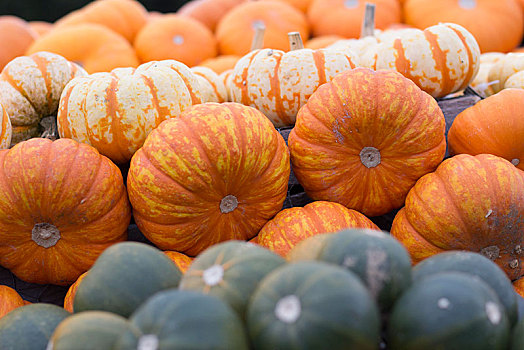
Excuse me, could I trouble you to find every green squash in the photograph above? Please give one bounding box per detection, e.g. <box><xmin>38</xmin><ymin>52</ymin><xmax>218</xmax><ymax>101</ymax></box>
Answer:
<box><xmin>247</xmin><ymin>261</ymin><xmax>381</xmax><ymax>350</ymax></box>
<box><xmin>115</xmin><ymin>289</ymin><xmax>249</xmax><ymax>350</ymax></box>
<box><xmin>73</xmin><ymin>241</ymin><xmax>182</xmax><ymax>317</ymax></box>
<box><xmin>0</xmin><ymin>303</ymin><xmax>70</xmax><ymax>350</ymax></box>
<box><xmin>315</xmin><ymin>228</ymin><xmax>412</xmax><ymax>312</ymax></box>
<box><xmin>179</xmin><ymin>240</ymin><xmax>285</xmax><ymax>319</ymax></box>
<box><xmin>388</xmin><ymin>271</ymin><xmax>511</xmax><ymax>350</ymax></box>
<box><xmin>47</xmin><ymin>311</ymin><xmax>139</xmax><ymax>350</ymax></box>
<box><xmin>510</xmin><ymin>314</ymin><xmax>524</xmax><ymax>350</ymax></box>
<box><xmin>412</xmin><ymin>251</ymin><xmax>518</xmax><ymax>325</ymax></box>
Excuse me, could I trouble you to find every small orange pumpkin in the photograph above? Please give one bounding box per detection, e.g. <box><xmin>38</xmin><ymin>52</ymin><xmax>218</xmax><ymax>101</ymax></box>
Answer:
<box><xmin>28</xmin><ymin>21</ymin><xmax>53</xmax><ymax>37</ymax></box>
<box><xmin>177</xmin><ymin>0</ymin><xmax>247</xmax><ymax>31</ymax></box>
<box><xmin>0</xmin><ymin>285</ymin><xmax>25</xmax><ymax>319</ymax></box>
<box><xmin>258</xmin><ymin>0</ymin><xmax>313</xmax><ymax>13</ymax></box>
<box><xmin>0</xmin><ymin>16</ymin><xmax>37</xmax><ymax>71</ymax></box>
<box><xmin>200</xmin><ymin>55</ymin><xmax>240</xmax><ymax>74</ymax></box>
<box><xmin>63</xmin><ymin>271</ymin><xmax>87</xmax><ymax>312</ymax></box>
<box><xmin>514</xmin><ymin>277</ymin><xmax>524</xmax><ymax>298</ymax></box>
<box><xmin>164</xmin><ymin>251</ymin><xmax>194</xmax><ymax>273</ymax></box>
<box><xmin>305</xmin><ymin>35</ymin><xmax>345</xmax><ymax>49</ymax></box>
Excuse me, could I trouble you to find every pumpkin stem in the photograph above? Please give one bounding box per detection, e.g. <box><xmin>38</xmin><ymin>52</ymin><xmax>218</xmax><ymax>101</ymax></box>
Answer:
<box><xmin>360</xmin><ymin>147</ymin><xmax>381</xmax><ymax>168</ymax></box>
<box><xmin>203</xmin><ymin>264</ymin><xmax>224</xmax><ymax>286</ymax></box>
<box><xmin>32</xmin><ymin>223</ymin><xmax>60</xmax><ymax>248</ymax></box>
<box><xmin>137</xmin><ymin>334</ymin><xmax>159</xmax><ymax>350</ymax></box>
<box><xmin>250</xmin><ymin>21</ymin><xmax>266</xmax><ymax>51</ymax></box>
<box><xmin>220</xmin><ymin>195</ymin><xmax>238</xmax><ymax>213</ymax></box>
<box><xmin>360</xmin><ymin>2</ymin><xmax>376</xmax><ymax>39</ymax></box>
<box><xmin>40</xmin><ymin>116</ymin><xmax>58</xmax><ymax>141</ymax></box>
<box><xmin>275</xmin><ymin>295</ymin><xmax>301</xmax><ymax>324</ymax></box>
<box><xmin>288</xmin><ymin>32</ymin><xmax>304</xmax><ymax>51</ymax></box>
<box><xmin>480</xmin><ymin>245</ymin><xmax>500</xmax><ymax>261</ymax></box>
<box><xmin>511</xmin><ymin>158</ymin><xmax>520</xmax><ymax>167</ymax></box>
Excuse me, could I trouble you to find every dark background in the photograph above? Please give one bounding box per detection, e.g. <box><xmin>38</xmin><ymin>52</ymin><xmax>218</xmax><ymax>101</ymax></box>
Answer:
<box><xmin>0</xmin><ymin>0</ymin><xmax>190</xmax><ymax>22</ymax></box>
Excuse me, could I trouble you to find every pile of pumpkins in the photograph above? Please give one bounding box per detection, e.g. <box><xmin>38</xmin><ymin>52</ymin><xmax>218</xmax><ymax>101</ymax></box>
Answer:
<box><xmin>0</xmin><ymin>0</ymin><xmax>522</xmax><ymax>349</ymax></box>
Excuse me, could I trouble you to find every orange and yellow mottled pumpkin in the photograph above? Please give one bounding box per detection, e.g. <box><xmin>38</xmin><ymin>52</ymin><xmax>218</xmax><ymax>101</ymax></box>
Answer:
<box><xmin>164</xmin><ymin>251</ymin><xmax>194</xmax><ymax>273</ymax></box>
<box><xmin>0</xmin><ymin>285</ymin><xmax>25</xmax><ymax>319</ymax></box>
<box><xmin>127</xmin><ymin>102</ymin><xmax>290</xmax><ymax>256</ymax></box>
<box><xmin>63</xmin><ymin>271</ymin><xmax>88</xmax><ymax>312</ymax></box>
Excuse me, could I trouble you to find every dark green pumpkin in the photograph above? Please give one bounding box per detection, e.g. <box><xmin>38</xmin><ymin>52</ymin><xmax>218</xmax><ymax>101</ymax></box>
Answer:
<box><xmin>412</xmin><ymin>251</ymin><xmax>518</xmax><ymax>325</ymax></box>
<box><xmin>0</xmin><ymin>303</ymin><xmax>70</xmax><ymax>350</ymax></box>
<box><xmin>246</xmin><ymin>261</ymin><xmax>381</xmax><ymax>350</ymax></box>
<box><xmin>510</xmin><ymin>314</ymin><xmax>524</xmax><ymax>350</ymax></box>
<box><xmin>388</xmin><ymin>271</ymin><xmax>511</xmax><ymax>350</ymax></box>
<box><xmin>73</xmin><ymin>241</ymin><xmax>182</xmax><ymax>317</ymax></box>
<box><xmin>315</xmin><ymin>228</ymin><xmax>412</xmax><ymax>312</ymax></box>
<box><xmin>179</xmin><ymin>240</ymin><xmax>285</xmax><ymax>319</ymax></box>
<box><xmin>48</xmin><ymin>311</ymin><xmax>139</xmax><ymax>350</ymax></box>
<box><xmin>115</xmin><ymin>289</ymin><xmax>249</xmax><ymax>350</ymax></box>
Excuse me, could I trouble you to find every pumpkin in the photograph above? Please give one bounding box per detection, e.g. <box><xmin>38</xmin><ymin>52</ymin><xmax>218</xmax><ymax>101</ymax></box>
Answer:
<box><xmin>247</xmin><ymin>261</ymin><xmax>381</xmax><ymax>350</ymax></box>
<box><xmin>387</xmin><ymin>272</ymin><xmax>511</xmax><ymax>350</ymax></box>
<box><xmin>304</xmin><ymin>35</ymin><xmax>345</xmax><ymax>49</ymax></box>
<box><xmin>286</xmin><ymin>232</ymin><xmax>336</xmax><ymax>261</ymax></box>
<box><xmin>259</xmin><ymin>0</ymin><xmax>313</xmax><ymax>13</ymax></box>
<box><xmin>0</xmin><ymin>16</ymin><xmax>37</xmax><ymax>71</ymax></box>
<box><xmin>0</xmin><ymin>303</ymin><xmax>70</xmax><ymax>349</ymax></box>
<box><xmin>191</xmin><ymin>66</ymin><xmax>228</xmax><ymax>103</ymax></box>
<box><xmin>288</xmin><ymin>68</ymin><xmax>446</xmax><ymax>217</ymax></box>
<box><xmin>115</xmin><ymin>289</ymin><xmax>250</xmax><ymax>350</ymax></box>
<box><xmin>504</xmin><ymin>70</ymin><xmax>524</xmax><ymax>90</ymax></box>
<box><xmin>133</xmin><ymin>14</ymin><xmax>218</xmax><ymax>67</ymax></box>
<box><xmin>57</xmin><ymin>59</ymin><xmax>204</xmax><ymax>164</ymax></box>
<box><xmin>448</xmin><ymin>89</ymin><xmax>524</xmax><ymax>170</ymax></box>
<box><xmin>26</xmin><ymin>23</ymin><xmax>140</xmax><ymax>73</ymax></box>
<box><xmin>28</xmin><ymin>21</ymin><xmax>53</xmax><ymax>37</ymax></box>
<box><xmin>391</xmin><ymin>154</ymin><xmax>524</xmax><ymax>280</ymax></box>
<box><xmin>127</xmin><ymin>102</ymin><xmax>290</xmax><ymax>256</ymax></box>
<box><xmin>179</xmin><ymin>240</ymin><xmax>285</xmax><ymax>319</ymax></box>
<box><xmin>257</xmin><ymin>201</ymin><xmax>379</xmax><ymax>257</ymax></box>
<box><xmin>63</xmin><ymin>271</ymin><xmax>87</xmax><ymax>313</ymax></box>
<box><xmin>164</xmin><ymin>251</ymin><xmax>194</xmax><ymax>273</ymax></box>
<box><xmin>177</xmin><ymin>0</ymin><xmax>247</xmax><ymax>32</ymax></box>
<box><xmin>512</xmin><ymin>317</ymin><xmax>524</xmax><ymax>350</ymax></box>
<box><xmin>486</xmin><ymin>53</ymin><xmax>524</xmax><ymax>95</ymax></box>
<box><xmin>307</xmin><ymin>0</ymin><xmax>401</xmax><ymax>38</ymax></box>
<box><xmin>215</xmin><ymin>1</ymin><xmax>309</xmax><ymax>55</ymax></box>
<box><xmin>0</xmin><ymin>51</ymin><xmax>86</xmax><ymax>146</ymax></box>
<box><xmin>0</xmin><ymin>138</ymin><xmax>131</xmax><ymax>285</ymax></box>
<box><xmin>200</xmin><ymin>54</ymin><xmax>240</xmax><ymax>74</ymax></box>
<box><xmin>220</xmin><ymin>69</ymin><xmax>234</xmax><ymax>102</ymax></box>
<box><xmin>403</xmin><ymin>0</ymin><xmax>524</xmax><ymax>53</ymax></box>
<box><xmin>73</xmin><ymin>241</ymin><xmax>182</xmax><ymax>317</ymax></box>
<box><xmin>0</xmin><ymin>104</ymin><xmax>12</xmax><ymax>149</ymax></box>
<box><xmin>229</xmin><ymin>37</ymin><xmax>359</xmax><ymax>127</ymax></box>
<box><xmin>53</xmin><ymin>0</ymin><xmax>148</xmax><ymax>43</ymax></box>
<box><xmin>374</xmin><ymin>22</ymin><xmax>481</xmax><ymax>98</ymax></box>
<box><xmin>0</xmin><ymin>285</ymin><xmax>25</xmax><ymax>319</ymax></box>
<box><xmin>470</xmin><ymin>52</ymin><xmax>505</xmax><ymax>97</ymax></box>
<box><xmin>514</xmin><ymin>278</ymin><xmax>524</xmax><ymax>299</ymax></box>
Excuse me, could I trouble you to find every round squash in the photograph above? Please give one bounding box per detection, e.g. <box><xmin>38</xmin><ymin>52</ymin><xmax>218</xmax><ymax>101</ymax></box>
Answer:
<box><xmin>486</xmin><ymin>53</ymin><xmax>524</xmax><ymax>95</ymax></box>
<box><xmin>179</xmin><ymin>240</ymin><xmax>285</xmax><ymax>319</ymax></box>
<box><xmin>391</xmin><ymin>154</ymin><xmax>524</xmax><ymax>280</ymax></box>
<box><xmin>127</xmin><ymin>102</ymin><xmax>290</xmax><ymax>256</ymax></box>
<box><xmin>63</xmin><ymin>271</ymin><xmax>87</xmax><ymax>313</ymax></box>
<box><xmin>257</xmin><ymin>201</ymin><xmax>379</xmax><ymax>257</ymax></box>
<box><xmin>387</xmin><ymin>271</ymin><xmax>511</xmax><ymax>350</ymax></box>
<box><xmin>286</xmin><ymin>232</ymin><xmax>336</xmax><ymax>261</ymax></box>
<box><xmin>470</xmin><ymin>52</ymin><xmax>505</xmax><ymax>97</ymax></box>
<box><xmin>305</xmin><ymin>35</ymin><xmax>345</xmax><ymax>49</ymax></box>
<box><xmin>115</xmin><ymin>289</ymin><xmax>249</xmax><ymax>350</ymax></box>
<box><xmin>177</xmin><ymin>0</ymin><xmax>247</xmax><ymax>31</ymax></box>
<box><xmin>247</xmin><ymin>261</ymin><xmax>381</xmax><ymax>350</ymax></box>
<box><xmin>164</xmin><ymin>251</ymin><xmax>193</xmax><ymax>273</ymax></box>
<box><xmin>200</xmin><ymin>54</ymin><xmax>240</xmax><ymax>74</ymax></box>
<box><xmin>288</xmin><ymin>67</ymin><xmax>446</xmax><ymax>217</ymax></box>
<box><xmin>448</xmin><ymin>89</ymin><xmax>524</xmax><ymax>170</ymax></box>
<box><xmin>0</xmin><ymin>285</ymin><xmax>25</xmax><ymax>319</ymax></box>
<box><xmin>0</xmin><ymin>138</ymin><xmax>130</xmax><ymax>285</ymax></box>
<box><xmin>191</xmin><ymin>66</ymin><xmax>228</xmax><ymax>103</ymax></box>
<box><xmin>73</xmin><ymin>241</ymin><xmax>182</xmax><ymax>317</ymax></box>
<box><xmin>28</xmin><ymin>21</ymin><xmax>53</xmax><ymax>37</ymax></box>
<box><xmin>511</xmin><ymin>316</ymin><xmax>524</xmax><ymax>350</ymax></box>
<box><xmin>0</xmin><ymin>16</ymin><xmax>37</xmax><ymax>71</ymax></box>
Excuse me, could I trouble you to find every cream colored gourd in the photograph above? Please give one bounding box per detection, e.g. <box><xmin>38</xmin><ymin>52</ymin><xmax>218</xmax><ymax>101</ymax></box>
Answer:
<box><xmin>470</xmin><ymin>52</ymin><xmax>505</xmax><ymax>97</ymax></box>
<box><xmin>191</xmin><ymin>66</ymin><xmax>228</xmax><ymax>103</ymax></box>
<box><xmin>486</xmin><ymin>52</ymin><xmax>524</xmax><ymax>95</ymax></box>
<box><xmin>0</xmin><ymin>104</ymin><xmax>12</xmax><ymax>149</ymax></box>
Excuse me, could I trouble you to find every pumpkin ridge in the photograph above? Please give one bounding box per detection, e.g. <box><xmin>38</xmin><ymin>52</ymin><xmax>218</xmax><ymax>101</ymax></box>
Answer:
<box><xmin>107</xmin><ymin>76</ymin><xmax>129</xmax><ymax>164</ymax></box>
<box><xmin>1</xmin><ymin>70</ymin><xmax>39</xmax><ymax>125</ymax></box>
<box><xmin>38</xmin><ymin>138</ymin><xmax>56</xmax><ymax>220</ymax></box>
<box><xmin>312</xmin><ymin>49</ymin><xmax>328</xmax><ymax>85</ymax></box>
<box><xmin>271</xmin><ymin>54</ymin><xmax>293</xmax><ymax>127</ymax></box>
<box><xmin>163</xmin><ymin>64</ymin><xmax>202</xmax><ymax>105</ymax></box>
<box><xmin>383</xmin><ymin>137</ymin><xmax>447</xmax><ymax>160</ymax></box>
<box><xmin>448</xmin><ymin>25</ymin><xmax>476</xmax><ymax>91</ymax></box>
<box><xmin>0</xmin><ymin>150</ymin><xmax>27</xmax><ymax>219</ymax></box>
<box><xmin>423</xmin><ymin>30</ymin><xmax>453</xmax><ymax>96</ymax></box>
<box><xmin>30</xmin><ymin>53</ymin><xmax>55</xmax><ymax>115</ymax></box>
<box><xmin>138</xmin><ymin>73</ymin><xmax>172</xmax><ymax>129</ymax></box>
<box><xmin>228</xmin><ymin>103</ymin><xmax>248</xmax><ymax>185</ymax></box>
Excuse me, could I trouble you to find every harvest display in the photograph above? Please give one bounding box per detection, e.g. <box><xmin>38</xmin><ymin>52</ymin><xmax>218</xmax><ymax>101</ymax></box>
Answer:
<box><xmin>0</xmin><ymin>0</ymin><xmax>523</xmax><ymax>349</ymax></box>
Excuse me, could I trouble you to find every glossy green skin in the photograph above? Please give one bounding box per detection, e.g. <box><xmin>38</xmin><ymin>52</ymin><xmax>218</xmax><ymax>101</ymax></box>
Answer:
<box><xmin>179</xmin><ymin>240</ymin><xmax>285</xmax><ymax>320</ymax></box>
<box><xmin>247</xmin><ymin>261</ymin><xmax>381</xmax><ymax>350</ymax></box>
<box><xmin>0</xmin><ymin>303</ymin><xmax>70</xmax><ymax>349</ymax></box>
<box><xmin>510</xmin><ymin>316</ymin><xmax>524</xmax><ymax>350</ymax></box>
<box><xmin>115</xmin><ymin>289</ymin><xmax>249</xmax><ymax>350</ymax></box>
<box><xmin>412</xmin><ymin>251</ymin><xmax>518</xmax><ymax>325</ymax></box>
<box><xmin>73</xmin><ymin>242</ymin><xmax>182</xmax><ymax>317</ymax></box>
<box><xmin>317</xmin><ymin>228</ymin><xmax>412</xmax><ymax>312</ymax></box>
<box><xmin>49</xmin><ymin>311</ymin><xmax>139</xmax><ymax>350</ymax></box>
<box><xmin>388</xmin><ymin>272</ymin><xmax>510</xmax><ymax>350</ymax></box>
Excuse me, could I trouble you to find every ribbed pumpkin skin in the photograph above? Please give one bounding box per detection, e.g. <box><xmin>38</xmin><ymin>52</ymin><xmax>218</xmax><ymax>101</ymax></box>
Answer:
<box><xmin>0</xmin><ymin>104</ymin><xmax>12</xmax><ymax>149</ymax></box>
<box><xmin>164</xmin><ymin>251</ymin><xmax>194</xmax><ymax>273</ymax></box>
<box><xmin>0</xmin><ymin>51</ymin><xmax>86</xmax><ymax>145</ymax></box>
<box><xmin>375</xmin><ymin>22</ymin><xmax>480</xmax><ymax>98</ymax></box>
<box><xmin>230</xmin><ymin>47</ymin><xmax>359</xmax><ymax>127</ymax></box>
<box><xmin>177</xmin><ymin>0</ymin><xmax>247</xmax><ymax>32</ymax></box>
<box><xmin>57</xmin><ymin>60</ymin><xmax>204</xmax><ymax>164</ymax></box>
<box><xmin>0</xmin><ymin>304</ymin><xmax>70</xmax><ymax>350</ymax></box>
<box><xmin>289</xmin><ymin>68</ymin><xmax>446</xmax><ymax>217</ymax></box>
<box><xmin>191</xmin><ymin>66</ymin><xmax>228</xmax><ymax>103</ymax></box>
<box><xmin>485</xmin><ymin>53</ymin><xmax>524</xmax><ymax>95</ymax></box>
<box><xmin>63</xmin><ymin>271</ymin><xmax>87</xmax><ymax>313</ymax></box>
<box><xmin>0</xmin><ymin>16</ymin><xmax>36</xmax><ymax>71</ymax></box>
<box><xmin>0</xmin><ymin>138</ymin><xmax>130</xmax><ymax>285</ymax></box>
<box><xmin>179</xmin><ymin>241</ymin><xmax>285</xmax><ymax>319</ymax></box>
<box><xmin>127</xmin><ymin>102</ymin><xmax>290</xmax><ymax>256</ymax></box>
<box><xmin>448</xmin><ymin>89</ymin><xmax>524</xmax><ymax>170</ymax></box>
<box><xmin>257</xmin><ymin>201</ymin><xmax>379</xmax><ymax>257</ymax></box>
<box><xmin>403</xmin><ymin>0</ymin><xmax>524</xmax><ymax>53</ymax></box>
<box><xmin>0</xmin><ymin>285</ymin><xmax>25</xmax><ymax>319</ymax></box>
<box><xmin>391</xmin><ymin>154</ymin><xmax>524</xmax><ymax>280</ymax></box>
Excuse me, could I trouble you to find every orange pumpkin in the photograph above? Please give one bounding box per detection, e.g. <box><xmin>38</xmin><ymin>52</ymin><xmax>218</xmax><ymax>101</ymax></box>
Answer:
<box><xmin>288</xmin><ymin>68</ymin><xmax>446</xmax><ymax>217</ymax></box>
<box><xmin>0</xmin><ymin>138</ymin><xmax>131</xmax><ymax>285</ymax></box>
<box><xmin>403</xmin><ymin>0</ymin><xmax>524</xmax><ymax>53</ymax></box>
<box><xmin>54</xmin><ymin>0</ymin><xmax>148</xmax><ymax>42</ymax></box>
<box><xmin>164</xmin><ymin>251</ymin><xmax>194</xmax><ymax>273</ymax></box>
<box><xmin>0</xmin><ymin>16</ymin><xmax>37</xmax><ymax>71</ymax></box>
<box><xmin>28</xmin><ymin>21</ymin><xmax>53</xmax><ymax>37</ymax></box>
<box><xmin>127</xmin><ymin>102</ymin><xmax>290</xmax><ymax>256</ymax></box>
<box><xmin>57</xmin><ymin>60</ymin><xmax>204</xmax><ymax>164</ymax></box>
<box><xmin>63</xmin><ymin>271</ymin><xmax>87</xmax><ymax>312</ymax></box>
<box><xmin>391</xmin><ymin>154</ymin><xmax>524</xmax><ymax>280</ymax></box>
<box><xmin>514</xmin><ymin>277</ymin><xmax>524</xmax><ymax>298</ymax></box>
<box><xmin>200</xmin><ymin>55</ymin><xmax>240</xmax><ymax>74</ymax></box>
<box><xmin>215</xmin><ymin>1</ymin><xmax>309</xmax><ymax>55</ymax></box>
<box><xmin>257</xmin><ymin>201</ymin><xmax>379</xmax><ymax>257</ymax></box>
<box><xmin>305</xmin><ymin>35</ymin><xmax>345</xmax><ymax>49</ymax></box>
<box><xmin>258</xmin><ymin>0</ymin><xmax>313</xmax><ymax>12</ymax></box>
<box><xmin>307</xmin><ymin>0</ymin><xmax>401</xmax><ymax>38</ymax></box>
<box><xmin>177</xmin><ymin>0</ymin><xmax>247</xmax><ymax>31</ymax></box>
<box><xmin>448</xmin><ymin>89</ymin><xmax>524</xmax><ymax>170</ymax></box>
<box><xmin>134</xmin><ymin>14</ymin><xmax>217</xmax><ymax>67</ymax></box>
<box><xmin>0</xmin><ymin>285</ymin><xmax>25</xmax><ymax>319</ymax></box>
<box><xmin>0</xmin><ymin>52</ymin><xmax>86</xmax><ymax>146</ymax></box>
<box><xmin>0</xmin><ymin>104</ymin><xmax>12</xmax><ymax>150</ymax></box>
<box><xmin>26</xmin><ymin>23</ymin><xmax>139</xmax><ymax>73</ymax></box>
